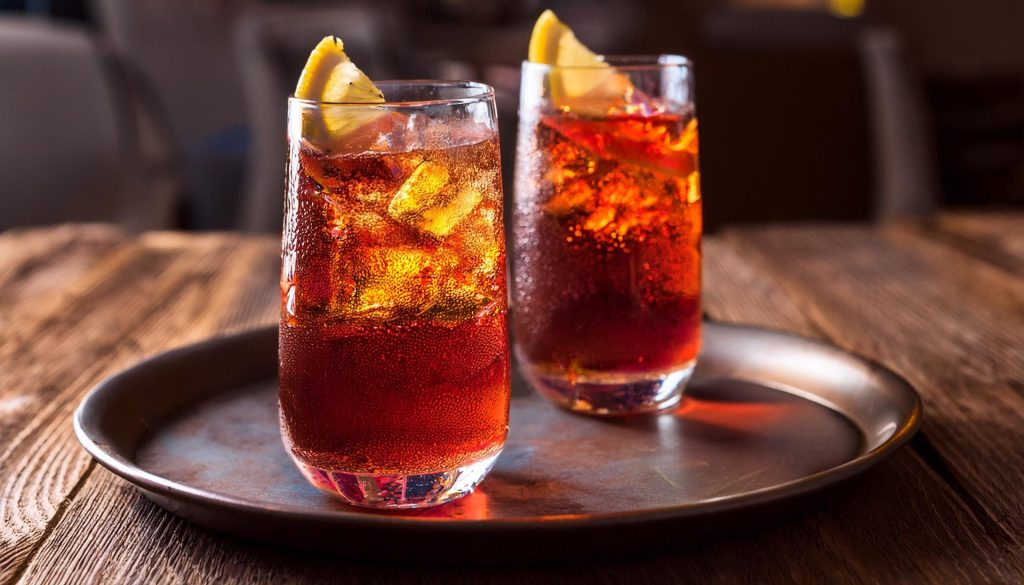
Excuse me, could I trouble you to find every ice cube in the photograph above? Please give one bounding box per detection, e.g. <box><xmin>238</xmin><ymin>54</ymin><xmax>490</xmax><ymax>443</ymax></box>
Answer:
<box><xmin>542</xmin><ymin>114</ymin><xmax>697</xmax><ymax>179</ymax></box>
<box><xmin>387</xmin><ymin>161</ymin><xmax>482</xmax><ymax>237</ymax></box>
<box><xmin>328</xmin><ymin>210</ymin><xmax>411</xmax><ymax>249</ymax></box>
<box><xmin>349</xmin><ymin>246</ymin><xmax>434</xmax><ymax>320</ymax></box>
<box><xmin>679</xmin><ymin>118</ymin><xmax>699</xmax><ymax>155</ymax></box>
<box><xmin>388</xmin><ymin>161</ymin><xmax>450</xmax><ymax>215</ymax></box>
<box><xmin>544</xmin><ymin>180</ymin><xmax>595</xmax><ymax>217</ymax></box>
<box><xmin>347</xmin><ymin>244</ymin><xmax>468</xmax><ymax>322</ymax></box>
<box><xmin>396</xmin><ymin>112</ymin><xmax>432</xmax><ymax>152</ymax></box>
<box><xmin>614</xmin><ymin>207</ymin><xmax>668</xmax><ymax>237</ymax></box>
<box><xmin>430</xmin><ymin>284</ymin><xmax>496</xmax><ymax>323</ymax></box>
<box><xmin>423</xmin><ymin>185</ymin><xmax>484</xmax><ymax>236</ymax></box>
<box><xmin>302</xmin><ymin>148</ymin><xmax>413</xmax><ymax>199</ymax></box>
<box><xmin>400</xmin><ymin>202</ymin><xmax>503</xmax><ymax>323</ymax></box>
<box><xmin>686</xmin><ymin>170</ymin><xmax>701</xmax><ymax>204</ymax></box>
<box><xmin>422</xmin><ymin>116</ymin><xmax>494</xmax><ymax>150</ymax></box>
<box><xmin>583</xmin><ymin>205</ymin><xmax>616</xmax><ymax>232</ymax></box>
<box><xmin>464</xmin><ymin>205</ymin><xmax>502</xmax><ymax>277</ymax></box>
<box><xmin>313</xmin><ymin>110</ymin><xmax>410</xmax><ymax>156</ymax></box>
<box><xmin>441</xmin><ymin>204</ymin><xmax>502</xmax><ymax>282</ymax></box>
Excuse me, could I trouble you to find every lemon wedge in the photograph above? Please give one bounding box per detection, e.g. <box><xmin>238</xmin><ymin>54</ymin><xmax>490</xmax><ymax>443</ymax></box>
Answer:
<box><xmin>528</xmin><ymin>10</ymin><xmax>631</xmax><ymax>111</ymax></box>
<box><xmin>296</xmin><ymin>36</ymin><xmax>385</xmax><ymax>140</ymax></box>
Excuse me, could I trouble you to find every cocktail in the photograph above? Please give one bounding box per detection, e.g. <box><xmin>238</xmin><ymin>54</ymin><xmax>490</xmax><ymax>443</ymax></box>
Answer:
<box><xmin>280</xmin><ymin>37</ymin><xmax>510</xmax><ymax>508</ymax></box>
<box><xmin>513</xmin><ymin>12</ymin><xmax>702</xmax><ymax>415</ymax></box>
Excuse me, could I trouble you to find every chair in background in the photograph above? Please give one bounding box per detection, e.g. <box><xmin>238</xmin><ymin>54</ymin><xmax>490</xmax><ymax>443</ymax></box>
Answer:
<box><xmin>867</xmin><ymin>0</ymin><xmax>1024</xmax><ymax>207</ymax></box>
<box><xmin>859</xmin><ymin>29</ymin><xmax>939</xmax><ymax>220</ymax></box>
<box><xmin>94</xmin><ymin>0</ymin><xmax>254</xmax><ymax>230</ymax></box>
<box><xmin>234</xmin><ymin>4</ymin><xmax>400</xmax><ymax>233</ymax></box>
<box><xmin>0</xmin><ymin>17</ymin><xmax>179</xmax><ymax>231</ymax></box>
<box><xmin>695</xmin><ymin>9</ymin><xmax>939</xmax><ymax>230</ymax></box>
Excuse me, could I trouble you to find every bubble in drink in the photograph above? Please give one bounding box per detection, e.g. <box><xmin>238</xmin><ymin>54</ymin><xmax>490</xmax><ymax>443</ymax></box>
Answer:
<box><xmin>350</xmin><ymin>246</ymin><xmax>437</xmax><ymax>320</ymax></box>
<box><xmin>388</xmin><ymin>161</ymin><xmax>484</xmax><ymax>238</ymax></box>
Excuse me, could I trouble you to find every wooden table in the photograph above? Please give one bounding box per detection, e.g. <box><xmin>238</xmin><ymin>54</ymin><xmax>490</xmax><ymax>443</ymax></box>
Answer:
<box><xmin>1</xmin><ymin>213</ymin><xmax>1022</xmax><ymax>584</ymax></box>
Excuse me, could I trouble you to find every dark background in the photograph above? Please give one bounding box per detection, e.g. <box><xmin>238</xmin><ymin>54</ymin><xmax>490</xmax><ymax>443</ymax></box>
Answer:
<box><xmin>0</xmin><ymin>0</ymin><xmax>1021</xmax><ymax>232</ymax></box>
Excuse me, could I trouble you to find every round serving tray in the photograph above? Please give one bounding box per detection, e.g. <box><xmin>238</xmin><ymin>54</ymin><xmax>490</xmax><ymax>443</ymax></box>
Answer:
<box><xmin>74</xmin><ymin>322</ymin><xmax>920</xmax><ymax>562</ymax></box>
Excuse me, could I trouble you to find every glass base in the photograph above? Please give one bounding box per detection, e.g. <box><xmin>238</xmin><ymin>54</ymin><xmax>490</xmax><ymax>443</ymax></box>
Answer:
<box><xmin>292</xmin><ymin>451</ymin><xmax>501</xmax><ymax>509</ymax></box>
<box><xmin>522</xmin><ymin>360</ymin><xmax>696</xmax><ymax>416</ymax></box>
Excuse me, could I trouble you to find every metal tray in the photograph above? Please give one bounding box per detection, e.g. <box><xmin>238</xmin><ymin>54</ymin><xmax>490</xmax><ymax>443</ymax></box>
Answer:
<box><xmin>74</xmin><ymin>322</ymin><xmax>921</xmax><ymax>562</ymax></box>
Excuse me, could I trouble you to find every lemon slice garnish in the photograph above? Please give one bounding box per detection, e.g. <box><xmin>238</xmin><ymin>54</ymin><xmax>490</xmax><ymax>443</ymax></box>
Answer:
<box><xmin>296</xmin><ymin>36</ymin><xmax>385</xmax><ymax>141</ymax></box>
<box><xmin>528</xmin><ymin>10</ymin><xmax>631</xmax><ymax>112</ymax></box>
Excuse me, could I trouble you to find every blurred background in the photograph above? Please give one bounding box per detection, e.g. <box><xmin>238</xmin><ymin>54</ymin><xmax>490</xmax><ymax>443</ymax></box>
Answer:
<box><xmin>0</xmin><ymin>0</ymin><xmax>1021</xmax><ymax>233</ymax></box>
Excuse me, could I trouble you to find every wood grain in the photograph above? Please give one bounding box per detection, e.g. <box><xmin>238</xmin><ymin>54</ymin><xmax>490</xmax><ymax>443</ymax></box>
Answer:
<box><xmin>0</xmin><ymin>229</ymin><xmax>276</xmax><ymax>583</ymax></box>
<box><xmin>0</xmin><ymin>225</ymin><xmax>124</xmax><ymax>313</ymax></box>
<box><xmin>930</xmin><ymin>212</ymin><xmax>1024</xmax><ymax>273</ymax></box>
<box><xmin>13</xmin><ymin>454</ymin><xmax>1022</xmax><ymax>585</ymax></box>
<box><xmin>725</xmin><ymin>223</ymin><xmax>1024</xmax><ymax>543</ymax></box>
<box><xmin>1</xmin><ymin>220</ymin><xmax>1022</xmax><ymax>584</ymax></box>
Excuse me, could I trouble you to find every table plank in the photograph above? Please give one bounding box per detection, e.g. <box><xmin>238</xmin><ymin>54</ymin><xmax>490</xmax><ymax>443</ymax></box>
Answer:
<box><xmin>7</xmin><ymin>229</ymin><xmax>1021</xmax><ymax>584</ymax></box>
<box><xmin>0</xmin><ymin>225</ymin><xmax>124</xmax><ymax>314</ymax></box>
<box><xmin>0</xmin><ymin>229</ymin><xmax>277</xmax><ymax>583</ymax></box>
<box><xmin>930</xmin><ymin>212</ymin><xmax>1024</xmax><ymax>274</ymax></box>
<box><xmin>15</xmin><ymin>452</ymin><xmax>1021</xmax><ymax>585</ymax></box>
<box><xmin>725</xmin><ymin>224</ymin><xmax>1024</xmax><ymax>544</ymax></box>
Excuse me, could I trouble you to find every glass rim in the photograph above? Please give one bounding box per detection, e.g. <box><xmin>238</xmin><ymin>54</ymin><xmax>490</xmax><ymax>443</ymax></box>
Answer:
<box><xmin>521</xmin><ymin>54</ymin><xmax>690</xmax><ymax>72</ymax></box>
<box><xmin>288</xmin><ymin>80</ymin><xmax>494</xmax><ymax>108</ymax></box>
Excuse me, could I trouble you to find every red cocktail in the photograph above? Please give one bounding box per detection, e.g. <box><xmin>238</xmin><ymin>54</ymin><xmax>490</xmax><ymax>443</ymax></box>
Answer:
<box><xmin>281</xmin><ymin>71</ymin><xmax>509</xmax><ymax>508</ymax></box>
<box><xmin>513</xmin><ymin>54</ymin><xmax>701</xmax><ymax>415</ymax></box>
